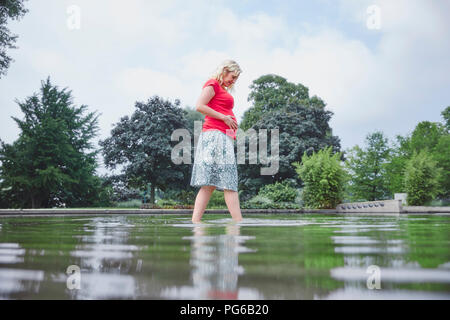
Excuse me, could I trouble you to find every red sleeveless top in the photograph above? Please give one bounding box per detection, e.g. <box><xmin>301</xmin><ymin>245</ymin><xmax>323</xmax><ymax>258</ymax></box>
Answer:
<box><xmin>201</xmin><ymin>78</ymin><xmax>236</xmax><ymax>140</ymax></box>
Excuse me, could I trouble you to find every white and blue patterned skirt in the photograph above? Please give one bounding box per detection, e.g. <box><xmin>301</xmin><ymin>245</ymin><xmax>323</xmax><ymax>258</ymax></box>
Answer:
<box><xmin>190</xmin><ymin>130</ymin><xmax>238</xmax><ymax>192</ymax></box>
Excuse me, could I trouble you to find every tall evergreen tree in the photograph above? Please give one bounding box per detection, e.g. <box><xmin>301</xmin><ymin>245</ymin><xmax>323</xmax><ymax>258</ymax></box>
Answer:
<box><xmin>0</xmin><ymin>77</ymin><xmax>101</xmax><ymax>208</ymax></box>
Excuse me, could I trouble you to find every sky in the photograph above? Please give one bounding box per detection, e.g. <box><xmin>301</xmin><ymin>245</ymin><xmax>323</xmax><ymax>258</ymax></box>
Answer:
<box><xmin>1</xmin><ymin>0</ymin><xmax>449</xmax><ymax>175</ymax></box>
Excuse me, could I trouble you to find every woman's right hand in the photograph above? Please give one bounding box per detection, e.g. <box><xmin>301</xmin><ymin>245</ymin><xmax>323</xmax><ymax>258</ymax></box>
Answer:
<box><xmin>222</xmin><ymin>115</ymin><xmax>238</xmax><ymax>130</ymax></box>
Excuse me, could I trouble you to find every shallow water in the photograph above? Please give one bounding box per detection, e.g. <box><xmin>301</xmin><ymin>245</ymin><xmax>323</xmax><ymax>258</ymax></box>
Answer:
<box><xmin>0</xmin><ymin>214</ymin><xmax>449</xmax><ymax>299</ymax></box>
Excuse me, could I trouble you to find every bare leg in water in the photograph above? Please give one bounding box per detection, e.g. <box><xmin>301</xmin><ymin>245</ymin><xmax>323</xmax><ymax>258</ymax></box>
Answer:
<box><xmin>191</xmin><ymin>186</ymin><xmax>243</xmax><ymax>223</ymax></box>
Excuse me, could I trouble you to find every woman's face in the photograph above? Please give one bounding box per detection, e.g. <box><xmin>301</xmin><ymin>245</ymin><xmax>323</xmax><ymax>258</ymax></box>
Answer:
<box><xmin>222</xmin><ymin>70</ymin><xmax>239</xmax><ymax>87</ymax></box>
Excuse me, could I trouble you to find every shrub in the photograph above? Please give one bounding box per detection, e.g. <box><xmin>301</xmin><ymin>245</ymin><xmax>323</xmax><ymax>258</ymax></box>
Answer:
<box><xmin>404</xmin><ymin>150</ymin><xmax>441</xmax><ymax>206</ymax></box>
<box><xmin>241</xmin><ymin>195</ymin><xmax>300</xmax><ymax>209</ymax></box>
<box><xmin>207</xmin><ymin>190</ymin><xmax>227</xmax><ymax>209</ymax></box>
<box><xmin>241</xmin><ymin>195</ymin><xmax>273</xmax><ymax>209</ymax></box>
<box><xmin>161</xmin><ymin>189</ymin><xmax>196</xmax><ymax>205</ymax></box>
<box><xmin>116</xmin><ymin>199</ymin><xmax>142</xmax><ymax>208</ymax></box>
<box><xmin>258</xmin><ymin>180</ymin><xmax>298</xmax><ymax>203</ymax></box>
<box><xmin>156</xmin><ymin>199</ymin><xmax>178</xmax><ymax>207</ymax></box>
<box><xmin>293</xmin><ymin>146</ymin><xmax>346</xmax><ymax>209</ymax></box>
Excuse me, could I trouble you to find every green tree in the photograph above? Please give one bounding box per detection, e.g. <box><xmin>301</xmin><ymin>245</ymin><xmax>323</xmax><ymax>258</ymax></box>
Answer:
<box><xmin>237</xmin><ymin>74</ymin><xmax>340</xmax><ymax>199</ymax></box>
<box><xmin>238</xmin><ymin>104</ymin><xmax>341</xmax><ymax>198</ymax></box>
<box><xmin>293</xmin><ymin>146</ymin><xmax>346</xmax><ymax>209</ymax></box>
<box><xmin>240</xmin><ymin>74</ymin><xmax>311</xmax><ymax>131</ymax></box>
<box><xmin>345</xmin><ymin>131</ymin><xmax>391</xmax><ymax>201</ymax></box>
<box><xmin>440</xmin><ymin>106</ymin><xmax>450</xmax><ymax>133</ymax></box>
<box><xmin>433</xmin><ymin>134</ymin><xmax>450</xmax><ymax>198</ymax></box>
<box><xmin>404</xmin><ymin>150</ymin><xmax>441</xmax><ymax>206</ymax></box>
<box><xmin>392</xmin><ymin>115</ymin><xmax>449</xmax><ymax>199</ymax></box>
<box><xmin>183</xmin><ymin>105</ymin><xmax>204</xmax><ymax>133</ymax></box>
<box><xmin>0</xmin><ymin>0</ymin><xmax>28</xmax><ymax>78</ymax></box>
<box><xmin>409</xmin><ymin>121</ymin><xmax>445</xmax><ymax>154</ymax></box>
<box><xmin>0</xmin><ymin>77</ymin><xmax>102</xmax><ymax>208</ymax></box>
<box><xmin>99</xmin><ymin>96</ymin><xmax>192</xmax><ymax>203</ymax></box>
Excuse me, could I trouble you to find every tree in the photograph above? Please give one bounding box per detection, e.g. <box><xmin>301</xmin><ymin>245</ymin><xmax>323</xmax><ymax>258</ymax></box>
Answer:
<box><xmin>183</xmin><ymin>105</ymin><xmax>204</xmax><ymax>133</ymax></box>
<box><xmin>240</xmin><ymin>74</ymin><xmax>315</xmax><ymax>131</ymax></box>
<box><xmin>409</xmin><ymin>121</ymin><xmax>445</xmax><ymax>154</ymax></box>
<box><xmin>293</xmin><ymin>146</ymin><xmax>346</xmax><ymax>209</ymax></box>
<box><xmin>238</xmin><ymin>103</ymin><xmax>341</xmax><ymax>198</ymax></box>
<box><xmin>441</xmin><ymin>106</ymin><xmax>450</xmax><ymax>133</ymax></box>
<box><xmin>433</xmin><ymin>135</ymin><xmax>450</xmax><ymax>198</ymax></box>
<box><xmin>404</xmin><ymin>150</ymin><xmax>441</xmax><ymax>206</ymax></box>
<box><xmin>0</xmin><ymin>77</ymin><xmax>102</xmax><ymax>208</ymax></box>
<box><xmin>99</xmin><ymin>96</ymin><xmax>192</xmax><ymax>204</ymax></box>
<box><xmin>345</xmin><ymin>131</ymin><xmax>391</xmax><ymax>201</ymax></box>
<box><xmin>0</xmin><ymin>0</ymin><xmax>28</xmax><ymax>78</ymax></box>
<box><xmin>384</xmin><ymin>135</ymin><xmax>410</xmax><ymax>195</ymax></box>
<box><xmin>391</xmin><ymin>115</ymin><xmax>449</xmax><ymax>199</ymax></box>
<box><xmin>237</xmin><ymin>75</ymin><xmax>341</xmax><ymax>199</ymax></box>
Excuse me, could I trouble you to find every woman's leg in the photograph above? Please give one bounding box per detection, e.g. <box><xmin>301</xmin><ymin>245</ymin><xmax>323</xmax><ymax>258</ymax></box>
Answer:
<box><xmin>224</xmin><ymin>190</ymin><xmax>242</xmax><ymax>222</ymax></box>
<box><xmin>192</xmin><ymin>185</ymin><xmax>216</xmax><ymax>223</ymax></box>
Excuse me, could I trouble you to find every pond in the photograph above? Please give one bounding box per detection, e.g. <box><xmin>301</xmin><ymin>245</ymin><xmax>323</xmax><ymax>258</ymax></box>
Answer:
<box><xmin>0</xmin><ymin>213</ymin><xmax>449</xmax><ymax>299</ymax></box>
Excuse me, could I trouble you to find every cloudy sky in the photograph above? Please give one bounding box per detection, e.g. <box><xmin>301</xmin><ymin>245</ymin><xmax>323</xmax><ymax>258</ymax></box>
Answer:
<box><xmin>1</xmin><ymin>0</ymin><xmax>449</xmax><ymax>174</ymax></box>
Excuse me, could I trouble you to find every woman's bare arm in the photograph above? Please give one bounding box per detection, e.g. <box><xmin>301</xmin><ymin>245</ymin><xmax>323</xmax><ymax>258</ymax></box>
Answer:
<box><xmin>196</xmin><ymin>86</ymin><xmax>225</xmax><ymax>120</ymax></box>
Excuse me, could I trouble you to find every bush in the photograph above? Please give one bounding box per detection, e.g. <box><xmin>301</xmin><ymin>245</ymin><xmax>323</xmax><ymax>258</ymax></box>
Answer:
<box><xmin>161</xmin><ymin>189</ymin><xmax>196</xmax><ymax>205</ymax></box>
<box><xmin>206</xmin><ymin>190</ymin><xmax>227</xmax><ymax>209</ymax></box>
<box><xmin>404</xmin><ymin>150</ymin><xmax>441</xmax><ymax>206</ymax></box>
<box><xmin>293</xmin><ymin>146</ymin><xmax>346</xmax><ymax>209</ymax></box>
<box><xmin>156</xmin><ymin>198</ymin><xmax>178</xmax><ymax>207</ymax></box>
<box><xmin>241</xmin><ymin>195</ymin><xmax>273</xmax><ymax>209</ymax></box>
<box><xmin>116</xmin><ymin>199</ymin><xmax>142</xmax><ymax>208</ymax></box>
<box><xmin>241</xmin><ymin>194</ymin><xmax>300</xmax><ymax>209</ymax></box>
<box><xmin>258</xmin><ymin>180</ymin><xmax>298</xmax><ymax>203</ymax></box>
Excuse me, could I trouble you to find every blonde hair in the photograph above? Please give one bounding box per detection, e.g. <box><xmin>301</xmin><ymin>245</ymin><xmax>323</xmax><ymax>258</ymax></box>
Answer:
<box><xmin>210</xmin><ymin>59</ymin><xmax>242</xmax><ymax>93</ymax></box>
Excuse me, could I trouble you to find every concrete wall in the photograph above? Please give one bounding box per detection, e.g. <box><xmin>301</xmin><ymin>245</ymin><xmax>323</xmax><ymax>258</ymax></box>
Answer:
<box><xmin>336</xmin><ymin>200</ymin><xmax>402</xmax><ymax>213</ymax></box>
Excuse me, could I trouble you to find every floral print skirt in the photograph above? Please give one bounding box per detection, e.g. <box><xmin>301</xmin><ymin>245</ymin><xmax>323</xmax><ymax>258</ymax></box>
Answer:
<box><xmin>190</xmin><ymin>130</ymin><xmax>238</xmax><ymax>192</ymax></box>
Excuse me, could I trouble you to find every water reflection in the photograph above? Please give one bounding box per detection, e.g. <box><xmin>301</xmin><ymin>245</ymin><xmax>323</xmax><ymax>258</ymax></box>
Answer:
<box><xmin>0</xmin><ymin>243</ymin><xmax>25</xmax><ymax>264</ymax></box>
<box><xmin>324</xmin><ymin>215</ymin><xmax>450</xmax><ymax>299</ymax></box>
<box><xmin>70</xmin><ymin>217</ymin><xmax>138</xmax><ymax>299</ymax></box>
<box><xmin>0</xmin><ymin>214</ymin><xmax>449</xmax><ymax>299</ymax></box>
<box><xmin>191</xmin><ymin>224</ymin><xmax>241</xmax><ymax>299</ymax></box>
<box><xmin>161</xmin><ymin>222</ymin><xmax>260</xmax><ymax>299</ymax></box>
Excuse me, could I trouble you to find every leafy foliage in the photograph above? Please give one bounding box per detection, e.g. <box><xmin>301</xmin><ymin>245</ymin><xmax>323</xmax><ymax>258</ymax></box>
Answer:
<box><xmin>258</xmin><ymin>180</ymin><xmax>298</xmax><ymax>203</ymax></box>
<box><xmin>240</xmin><ymin>74</ymin><xmax>311</xmax><ymax>131</ymax></box>
<box><xmin>0</xmin><ymin>77</ymin><xmax>103</xmax><ymax>208</ymax></box>
<box><xmin>404</xmin><ymin>150</ymin><xmax>441</xmax><ymax>206</ymax></box>
<box><xmin>0</xmin><ymin>0</ymin><xmax>28</xmax><ymax>77</ymax></box>
<box><xmin>237</xmin><ymin>75</ymin><xmax>341</xmax><ymax>200</ymax></box>
<box><xmin>294</xmin><ymin>146</ymin><xmax>346</xmax><ymax>209</ymax></box>
<box><xmin>206</xmin><ymin>190</ymin><xmax>227</xmax><ymax>209</ymax></box>
<box><xmin>99</xmin><ymin>96</ymin><xmax>192</xmax><ymax>203</ymax></box>
<box><xmin>344</xmin><ymin>131</ymin><xmax>392</xmax><ymax>201</ymax></box>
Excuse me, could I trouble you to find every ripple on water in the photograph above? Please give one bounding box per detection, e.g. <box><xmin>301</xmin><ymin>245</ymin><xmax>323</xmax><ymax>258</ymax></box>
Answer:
<box><xmin>172</xmin><ymin>218</ymin><xmax>312</xmax><ymax>228</ymax></box>
<box><xmin>0</xmin><ymin>268</ymin><xmax>45</xmax><ymax>295</ymax></box>
<box><xmin>0</xmin><ymin>243</ymin><xmax>25</xmax><ymax>264</ymax></box>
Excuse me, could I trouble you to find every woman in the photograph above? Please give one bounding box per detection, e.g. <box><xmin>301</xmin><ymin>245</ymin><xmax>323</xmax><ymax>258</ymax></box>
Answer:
<box><xmin>190</xmin><ymin>60</ymin><xmax>243</xmax><ymax>223</ymax></box>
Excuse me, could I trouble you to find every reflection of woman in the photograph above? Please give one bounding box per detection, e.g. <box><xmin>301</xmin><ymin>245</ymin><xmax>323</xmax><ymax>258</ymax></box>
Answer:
<box><xmin>190</xmin><ymin>60</ymin><xmax>243</xmax><ymax>223</ymax></box>
<box><xmin>190</xmin><ymin>223</ymin><xmax>241</xmax><ymax>300</ymax></box>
